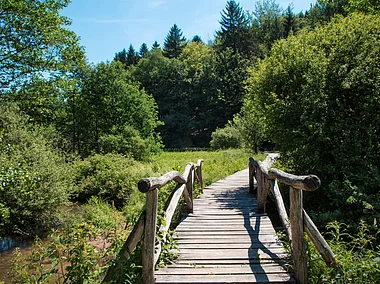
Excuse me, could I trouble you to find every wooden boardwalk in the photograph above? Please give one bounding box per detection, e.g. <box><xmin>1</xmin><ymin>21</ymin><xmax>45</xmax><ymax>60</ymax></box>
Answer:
<box><xmin>155</xmin><ymin>169</ymin><xmax>294</xmax><ymax>284</ymax></box>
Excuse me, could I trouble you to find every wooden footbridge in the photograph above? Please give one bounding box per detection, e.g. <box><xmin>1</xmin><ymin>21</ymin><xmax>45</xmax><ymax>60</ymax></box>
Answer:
<box><xmin>103</xmin><ymin>156</ymin><xmax>338</xmax><ymax>284</ymax></box>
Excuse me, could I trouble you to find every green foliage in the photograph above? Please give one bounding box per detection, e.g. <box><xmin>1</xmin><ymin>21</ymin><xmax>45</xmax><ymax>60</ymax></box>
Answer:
<box><xmin>73</xmin><ymin>61</ymin><xmax>162</xmax><ymax>158</ymax></box>
<box><xmin>244</xmin><ymin>13</ymin><xmax>380</xmax><ymax>225</ymax></box>
<box><xmin>308</xmin><ymin>221</ymin><xmax>380</xmax><ymax>283</ymax></box>
<box><xmin>0</xmin><ymin>0</ymin><xmax>85</xmax><ymax>90</ymax></box>
<box><xmin>0</xmin><ymin>105</ymin><xmax>72</xmax><ymax>236</ymax></box>
<box><xmin>232</xmin><ymin>104</ymin><xmax>265</xmax><ymax>154</ymax></box>
<box><xmin>163</xmin><ymin>24</ymin><xmax>187</xmax><ymax>59</ymax></box>
<box><xmin>72</xmin><ymin>153</ymin><xmax>153</xmax><ymax>209</ymax></box>
<box><xmin>252</xmin><ymin>0</ymin><xmax>285</xmax><ymax>56</ymax></box>
<box><xmin>216</xmin><ymin>0</ymin><xmax>255</xmax><ymax>57</ymax></box>
<box><xmin>11</xmin><ymin>198</ymin><xmax>128</xmax><ymax>283</ymax></box>
<box><xmin>346</xmin><ymin>0</ymin><xmax>380</xmax><ymax>14</ymax></box>
<box><xmin>210</xmin><ymin>125</ymin><xmax>241</xmax><ymax>149</ymax></box>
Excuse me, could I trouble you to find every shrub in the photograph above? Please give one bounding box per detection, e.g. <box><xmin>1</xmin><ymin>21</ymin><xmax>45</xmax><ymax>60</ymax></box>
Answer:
<box><xmin>0</xmin><ymin>105</ymin><xmax>72</xmax><ymax>237</ymax></box>
<box><xmin>210</xmin><ymin>125</ymin><xmax>241</xmax><ymax>149</ymax></box>
<box><xmin>11</xmin><ymin>197</ymin><xmax>128</xmax><ymax>284</ymax></box>
<box><xmin>308</xmin><ymin>221</ymin><xmax>380</xmax><ymax>283</ymax></box>
<box><xmin>72</xmin><ymin>153</ymin><xmax>153</xmax><ymax>208</ymax></box>
<box><xmin>99</xmin><ymin>125</ymin><xmax>150</xmax><ymax>161</ymax></box>
<box><xmin>245</xmin><ymin>13</ymin><xmax>380</xmax><ymax>226</ymax></box>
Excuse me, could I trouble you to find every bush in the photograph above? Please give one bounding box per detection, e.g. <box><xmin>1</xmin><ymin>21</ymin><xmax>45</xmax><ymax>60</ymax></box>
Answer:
<box><xmin>308</xmin><ymin>221</ymin><xmax>380</xmax><ymax>283</ymax></box>
<box><xmin>11</xmin><ymin>197</ymin><xmax>128</xmax><ymax>284</ymax></box>
<box><xmin>245</xmin><ymin>13</ymin><xmax>380</xmax><ymax>226</ymax></box>
<box><xmin>72</xmin><ymin>153</ymin><xmax>153</xmax><ymax>208</ymax></box>
<box><xmin>210</xmin><ymin>125</ymin><xmax>241</xmax><ymax>149</ymax></box>
<box><xmin>0</xmin><ymin>105</ymin><xmax>72</xmax><ymax>237</ymax></box>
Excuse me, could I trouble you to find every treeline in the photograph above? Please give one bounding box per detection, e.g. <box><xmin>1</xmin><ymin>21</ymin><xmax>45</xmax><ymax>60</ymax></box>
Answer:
<box><xmin>112</xmin><ymin>0</ymin><xmax>351</xmax><ymax>148</ymax></box>
<box><xmin>0</xmin><ymin>0</ymin><xmax>379</xmax><ymax>242</ymax></box>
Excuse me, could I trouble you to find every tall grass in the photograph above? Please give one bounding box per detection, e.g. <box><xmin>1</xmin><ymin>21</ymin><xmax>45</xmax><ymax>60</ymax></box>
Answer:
<box><xmin>9</xmin><ymin>149</ymin><xmax>264</xmax><ymax>283</ymax></box>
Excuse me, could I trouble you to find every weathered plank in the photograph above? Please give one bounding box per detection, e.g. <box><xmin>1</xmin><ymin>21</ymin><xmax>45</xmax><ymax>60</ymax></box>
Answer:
<box><xmin>155</xmin><ymin>169</ymin><xmax>291</xmax><ymax>284</ymax></box>
<box><xmin>155</xmin><ymin>273</ymin><xmax>294</xmax><ymax>284</ymax></box>
<box><xmin>156</xmin><ymin>265</ymin><xmax>288</xmax><ymax>275</ymax></box>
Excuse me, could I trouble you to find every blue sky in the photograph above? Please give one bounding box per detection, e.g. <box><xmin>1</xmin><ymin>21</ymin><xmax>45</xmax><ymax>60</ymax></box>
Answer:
<box><xmin>63</xmin><ymin>0</ymin><xmax>315</xmax><ymax>64</ymax></box>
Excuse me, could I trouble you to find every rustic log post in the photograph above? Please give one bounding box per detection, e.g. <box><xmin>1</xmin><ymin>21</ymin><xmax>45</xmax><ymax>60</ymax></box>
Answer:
<box><xmin>196</xmin><ymin>159</ymin><xmax>204</xmax><ymax>190</ymax></box>
<box><xmin>185</xmin><ymin>164</ymin><xmax>194</xmax><ymax>213</ymax></box>
<box><xmin>303</xmin><ymin>210</ymin><xmax>338</xmax><ymax>268</ymax></box>
<box><xmin>142</xmin><ymin>188</ymin><xmax>158</xmax><ymax>284</ymax></box>
<box><xmin>290</xmin><ymin>186</ymin><xmax>307</xmax><ymax>284</ymax></box>
<box><xmin>270</xmin><ymin>180</ymin><xmax>292</xmax><ymax>241</ymax></box>
<box><xmin>249</xmin><ymin>158</ymin><xmax>255</xmax><ymax>193</ymax></box>
<box><xmin>181</xmin><ymin>163</ymin><xmax>193</xmax><ymax>214</ymax></box>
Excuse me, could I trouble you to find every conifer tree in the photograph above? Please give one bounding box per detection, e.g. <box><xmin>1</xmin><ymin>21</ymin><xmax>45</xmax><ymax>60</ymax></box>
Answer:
<box><xmin>139</xmin><ymin>43</ymin><xmax>149</xmax><ymax>58</ymax></box>
<box><xmin>126</xmin><ymin>44</ymin><xmax>139</xmax><ymax>66</ymax></box>
<box><xmin>152</xmin><ymin>41</ymin><xmax>161</xmax><ymax>50</ymax></box>
<box><xmin>283</xmin><ymin>4</ymin><xmax>297</xmax><ymax>37</ymax></box>
<box><xmin>216</xmin><ymin>0</ymin><xmax>256</xmax><ymax>57</ymax></box>
<box><xmin>163</xmin><ymin>24</ymin><xmax>187</xmax><ymax>58</ymax></box>
<box><xmin>192</xmin><ymin>35</ymin><xmax>203</xmax><ymax>43</ymax></box>
<box><xmin>114</xmin><ymin>48</ymin><xmax>127</xmax><ymax>65</ymax></box>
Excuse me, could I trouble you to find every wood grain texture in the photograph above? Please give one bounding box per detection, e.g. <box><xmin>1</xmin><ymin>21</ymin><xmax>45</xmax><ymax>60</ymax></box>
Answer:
<box><xmin>155</xmin><ymin>169</ymin><xmax>292</xmax><ymax>284</ymax></box>
<box><xmin>289</xmin><ymin>187</ymin><xmax>307</xmax><ymax>284</ymax></box>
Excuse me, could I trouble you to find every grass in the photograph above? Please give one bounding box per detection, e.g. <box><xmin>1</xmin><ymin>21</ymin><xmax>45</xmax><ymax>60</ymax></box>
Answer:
<box><xmin>7</xmin><ymin>149</ymin><xmax>266</xmax><ymax>283</ymax></box>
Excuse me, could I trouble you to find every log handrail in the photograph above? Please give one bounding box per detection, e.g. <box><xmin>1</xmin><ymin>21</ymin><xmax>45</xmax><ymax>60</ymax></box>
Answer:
<box><xmin>103</xmin><ymin>159</ymin><xmax>204</xmax><ymax>284</ymax></box>
<box><xmin>249</xmin><ymin>157</ymin><xmax>337</xmax><ymax>284</ymax></box>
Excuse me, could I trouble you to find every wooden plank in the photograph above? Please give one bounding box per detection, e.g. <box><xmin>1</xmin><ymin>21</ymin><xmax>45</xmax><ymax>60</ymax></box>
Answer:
<box><xmin>176</xmin><ymin>236</ymin><xmax>281</xmax><ymax>243</ymax></box>
<box><xmin>154</xmin><ymin>168</ymin><xmax>291</xmax><ymax>283</ymax></box>
<box><xmin>177</xmin><ymin>243</ymin><xmax>284</xmax><ymax>249</ymax></box>
<box><xmin>155</xmin><ymin>273</ymin><xmax>294</xmax><ymax>283</ymax></box>
<box><xmin>173</xmin><ymin>259</ymin><xmax>286</xmax><ymax>265</ymax></box>
<box><xmin>156</xmin><ymin>265</ymin><xmax>288</xmax><ymax>275</ymax></box>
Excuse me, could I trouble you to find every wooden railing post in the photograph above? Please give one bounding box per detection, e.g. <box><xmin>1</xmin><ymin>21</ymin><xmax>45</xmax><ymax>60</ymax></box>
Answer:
<box><xmin>142</xmin><ymin>188</ymin><xmax>158</xmax><ymax>284</ymax></box>
<box><xmin>290</xmin><ymin>186</ymin><xmax>307</xmax><ymax>284</ymax></box>
<box><xmin>185</xmin><ymin>164</ymin><xmax>194</xmax><ymax>213</ymax></box>
<box><xmin>196</xmin><ymin>159</ymin><xmax>204</xmax><ymax>190</ymax></box>
<box><xmin>249</xmin><ymin>159</ymin><xmax>255</xmax><ymax>193</ymax></box>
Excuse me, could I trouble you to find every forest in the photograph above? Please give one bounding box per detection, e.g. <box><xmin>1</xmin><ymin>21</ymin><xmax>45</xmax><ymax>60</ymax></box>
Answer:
<box><xmin>0</xmin><ymin>0</ymin><xmax>379</xmax><ymax>282</ymax></box>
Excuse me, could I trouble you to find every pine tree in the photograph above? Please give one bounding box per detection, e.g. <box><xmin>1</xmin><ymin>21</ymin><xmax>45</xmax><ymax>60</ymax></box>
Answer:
<box><xmin>114</xmin><ymin>48</ymin><xmax>127</xmax><ymax>65</ymax></box>
<box><xmin>216</xmin><ymin>0</ymin><xmax>255</xmax><ymax>57</ymax></box>
<box><xmin>152</xmin><ymin>41</ymin><xmax>160</xmax><ymax>50</ymax></box>
<box><xmin>139</xmin><ymin>43</ymin><xmax>149</xmax><ymax>58</ymax></box>
<box><xmin>126</xmin><ymin>44</ymin><xmax>139</xmax><ymax>66</ymax></box>
<box><xmin>192</xmin><ymin>35</ymin><xmax>203</xmax><ymax>43</ymax></box>
<box><xmin>163</xmin><ymin>24</ymin><xmax>187</xmax><ymax>58</ymax></box>
<box><xmin>283</xmin><ymin>4</ymin><xmax>297</xmax><ymax>37</ymax></box>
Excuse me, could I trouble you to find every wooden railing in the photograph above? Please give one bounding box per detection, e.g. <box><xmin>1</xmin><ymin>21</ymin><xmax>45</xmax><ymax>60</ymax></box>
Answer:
<box><xmin>249</xmin><ymin>157</ymin><xmax>338</xmax><ymax>284</ymax></box>
<box><xmin>103</xmin><ymin>159</ymin><xmax>204</xmax><ymax>284</ymax></box>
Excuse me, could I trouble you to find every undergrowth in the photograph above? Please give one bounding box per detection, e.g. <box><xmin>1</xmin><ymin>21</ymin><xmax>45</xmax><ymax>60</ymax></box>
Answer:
<box><xmin>9</xmin><ymin>149</ymin><xmax>258</xmax><ymax>283</ymax></box>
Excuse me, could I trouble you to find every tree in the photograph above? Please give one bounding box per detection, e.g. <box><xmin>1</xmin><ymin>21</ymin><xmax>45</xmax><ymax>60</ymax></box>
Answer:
<box><xmin>245</xmin><ymin>13</ymin><xmax>380</xmax><ymax>225</ymax></box>
<box><xmin>163</xmin><ymin>24</ymin><xmax>187</xmax><ymax>58</ymax></box>
<box><xmin>216</xmin><ymin>0</ymin><xmax>256</xmax><ymax>57</ymax></box>
<box><xmin>126</xmin><ymin>44</ymin><xmax>139</xmax><ymax>66</ymax></box>
<box><xmin>74</xmin><ymin>61</ymin><xmax>162</xmax><ymax>158</ymax></box>
<box><xmin>252</xmin><ymin>0</ymin><xmax>284</xmax><ymax>56</ymax></box>
<box><xmin>346</xmin><ymin>0</ymin><xmax>380</xmax><ymax>14</ymax></box>
<box><xmin>139</xmin><ymin>43</ymin><xmax>149</xmax><ymax>58</ymax></box>
<box><xmin>114</xmin><ymin>48</ymin><xmax>128</xmax><ymax>66</ymax></box>
<box><xmin>283</xmin><ymin>4</ymin><xmax>297</xmax><ymax>37</ymax></box>
<box><xmin>152</xmin><ymin>41</ymin><xmax>161</xmax><ymax>50</ymax></box>
<box><xmin>192</xmin><ymin>35</ymin><xmax>203</xmax><ymax>43</ymax></box>
<box><xmin>0</xmin><ymin>0</ymin><xmax>85</xmax><ymax>90</ymax></box>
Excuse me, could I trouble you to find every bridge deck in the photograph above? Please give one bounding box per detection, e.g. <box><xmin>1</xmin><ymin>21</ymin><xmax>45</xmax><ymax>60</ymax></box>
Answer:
<box><xmin>155</xmin><ymin>169</ymin><xmax>294</xmax><ymax>283</ymax></box>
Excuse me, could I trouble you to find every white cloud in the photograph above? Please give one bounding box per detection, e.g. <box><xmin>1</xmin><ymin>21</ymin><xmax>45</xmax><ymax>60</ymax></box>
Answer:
<box><xmin>150</xmin><ymin>0</ymin><xmax>167</xmax><ymax>9</ymax></box>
